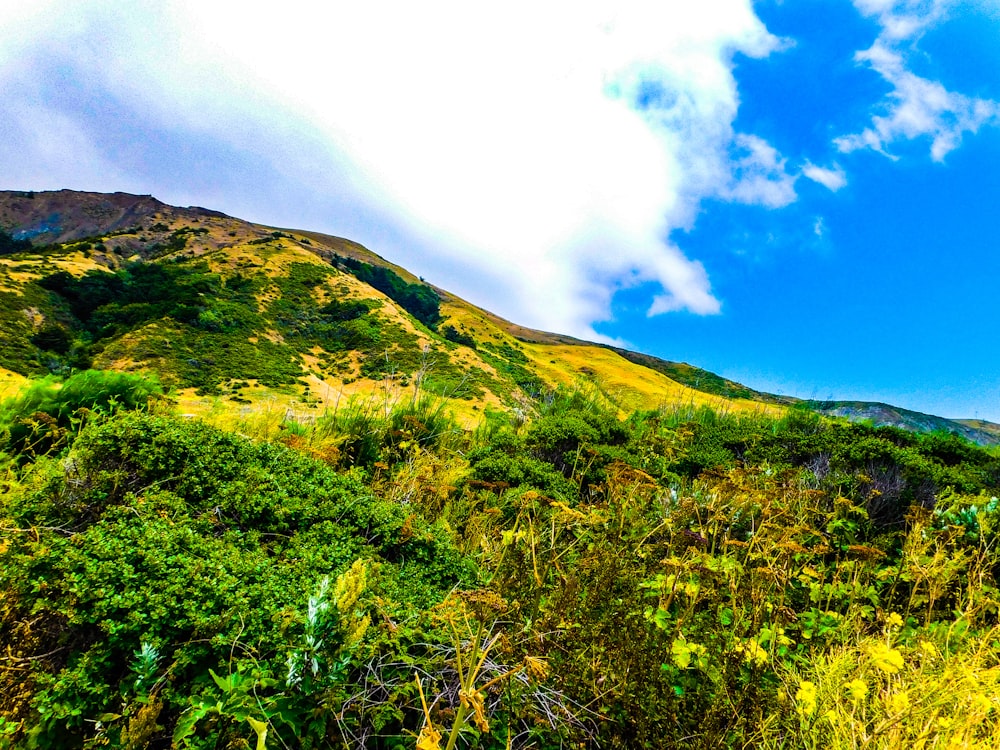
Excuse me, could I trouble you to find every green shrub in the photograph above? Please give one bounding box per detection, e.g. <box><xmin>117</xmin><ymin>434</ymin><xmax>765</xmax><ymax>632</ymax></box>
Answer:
<box><xmin>332</xmin><ymin>255</ymin><xmax>441</xmax><ymax>328</ymax></box>
<box><xmin>0</xmin><ymin>412</ymin><xmax>475</xmax><ymax>747</ymax></box>
<box><xmin>0</xmin><ymin>228</ymin><xmax>32</xmax><ymax>255</ymax></box>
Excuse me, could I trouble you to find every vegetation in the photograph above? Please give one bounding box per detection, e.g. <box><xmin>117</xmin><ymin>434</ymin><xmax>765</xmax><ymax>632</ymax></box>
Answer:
<box><xmin>2</xmin><ymin>376</ymin><xmax>999</xmax><ymax>749</ymax></box>
<box><xmin>0</xmin><ymin>251</ymin><xmax>439</xmax><ymax>398</ymax></box>
<box><xmin>2</xmin><ymin>197</ymin><xmax>999</xmax><ymax>748</ymax></box>
<box><xmin>0</xmin><ymin>369</ymin><xmax>162</xmax><ymax>457</ymax></box>
<box><xmin>332</xmin><ymin>255</ymin><xmax>441</xmax><ymax>329</ymax></box>
<box><xmin>0</xmin><ymin>229</ymin><xmax>32</xmax><ymax>256</ymax></box>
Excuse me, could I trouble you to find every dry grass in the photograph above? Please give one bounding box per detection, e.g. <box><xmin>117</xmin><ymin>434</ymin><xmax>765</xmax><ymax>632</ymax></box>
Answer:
<box><xmin>0</xmin><ymin>368</ymin><xmax>28</xmax><ymax>401</ymax></box>
<box><xmin>520</xmin><ymin>341</ymin><xmax>782</xmax><ymax>417</ymax></box>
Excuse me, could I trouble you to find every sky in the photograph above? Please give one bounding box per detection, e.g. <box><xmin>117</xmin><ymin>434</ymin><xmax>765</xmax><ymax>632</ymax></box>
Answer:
<box><xmin>1</xmin><ymin>0</ymin><xmax>999</xmax><ymax>420</ymax></box>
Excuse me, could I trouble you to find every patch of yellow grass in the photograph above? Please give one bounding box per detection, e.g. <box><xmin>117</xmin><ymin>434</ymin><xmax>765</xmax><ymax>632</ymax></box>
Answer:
<box><xmin>521</xmin><ymin>342</ymin><xmax>781</xmax><ymax>417</ymax></box>
<box><xmin>1</xmin><ymin>251</ymin><xmax>108</xmax><ymax>293</ymax></box>
<box><xmin>439</xmin><ymin>297</ymin><xmax>780</xmax><ymax>418</ymax></box>
<box><xmin>0</xmin><ymin>368</ymin><xmax>28</xmax><ymax>401</ymax></box>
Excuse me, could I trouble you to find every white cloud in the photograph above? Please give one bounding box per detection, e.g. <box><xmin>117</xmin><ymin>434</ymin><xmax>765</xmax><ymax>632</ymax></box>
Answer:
<box><xmin>852</xmin><ymin>0</ymin><xmax>952</xmax><ymax>40</ymax></box>
<box><xmin>839</xmin><ymin>1</ymin><xmax>1000</xmax><ymax>162</ymax></box>
<box><xmin>802</xmin><ymin>162</ymin><xmax>848</xmax><ymax>191</ymax></box>
<box><xmin>0</xmin><ymin>1</ymin><xmax>791</xmax><ymax>340</ymax></box>
<box><xmin>723</xmin><ymin>134</ymin><xmax>798</xmax><ymax>207</ymax></box>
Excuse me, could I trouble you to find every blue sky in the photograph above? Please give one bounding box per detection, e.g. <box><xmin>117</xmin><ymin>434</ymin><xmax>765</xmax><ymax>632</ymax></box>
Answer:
<box><xmin>1</xmin><ymin>1</ymin><xmax>999</xmax><ymax>419</ymax></box>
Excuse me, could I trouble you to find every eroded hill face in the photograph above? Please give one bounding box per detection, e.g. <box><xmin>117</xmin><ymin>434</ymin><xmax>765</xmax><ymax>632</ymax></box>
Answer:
<box><xmin>0</xmin><ymin>189</ymin><xmax>763</xmax><ymax>424</ymax></box>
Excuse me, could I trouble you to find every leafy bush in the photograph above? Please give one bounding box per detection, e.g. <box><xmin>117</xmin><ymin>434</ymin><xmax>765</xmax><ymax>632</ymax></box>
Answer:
<box><xmin>332</xmin><ymin>254</ymin><xmax>441</xmax><ymax>328</ymax></box>
<box><xmin>0</xmin><ymin>412</ymin><xmax>475</xmax><ymax>747</ymax></box>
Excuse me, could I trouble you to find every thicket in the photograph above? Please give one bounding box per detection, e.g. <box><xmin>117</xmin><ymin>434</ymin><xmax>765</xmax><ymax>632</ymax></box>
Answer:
<box><xmin>2</xmin><ymin>380</ymin><xmax>1000</xmax><ymax>749</ymax></box>
<box><xmin>0</xmin><ymin>369</ymin><xmax>162</xmax><ymax>457</ymax></box>
<box><xmin>332</xmin><ymin>255</ymin><xmax>441</xmax><ymax>329</ymax></box>
<box><xmin>0</xmin><ymin>229</ymin><xmax>32</xmax><ymax>256</ymax></box>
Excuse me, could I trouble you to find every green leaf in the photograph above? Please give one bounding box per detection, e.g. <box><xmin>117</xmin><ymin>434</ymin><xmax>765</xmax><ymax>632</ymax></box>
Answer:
<box><xmin>173</xmin><ymin>703</ymin><xmax>217</xmax><ymax>746</ymax></box>
<box><xmin>209</xmin><ymin>668</ymin><xmax>232</xmax><ymax>693</ymax></box>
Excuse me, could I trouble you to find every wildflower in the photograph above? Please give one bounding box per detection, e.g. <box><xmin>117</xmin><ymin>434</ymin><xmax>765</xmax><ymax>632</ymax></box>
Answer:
<box><xmin>845</xmin><ymin>678</ymin><xmax>868</xmax><ymax>702</ymax></box>
<box><xmin>869</xmin><ymin>643</ymin><xmax>905</xmax><ymax>674</ymax></box>
<box><xmin>795</xmin><ymin>680</ymin><xmax>818</xmax><ymax>717</ymax></box>
<box><xmin>920</xmin><ymin>640</ymin><xmax>937</xmax><ymax>657</ymax></box>
<box><xmin>889</xmin><ymin>692</ymin><xmax>910</xmax><ymax>714</ymax></box>
<box><xmin>884</xmin><ymin>612</ymin><xmax>904</xmax><ymax>629</ymax></box>
<box><xmin>936</xmin><ymin>715</ymin><xmax>953</xmax><ymax>730</ymax></box>
<box><xmin>416</xmin><ymin>722</ymin><xmax>443</xmax><ymax>750</ymax></box>
<box><xmin>823</xmin><ymin>709</ymin><xmax>840</xmax><ymax>727</ymax></box>
<box><xmin>734</xmin><ymin>638</ymin><xmax>769</xmax><ymax>667</ymax></box>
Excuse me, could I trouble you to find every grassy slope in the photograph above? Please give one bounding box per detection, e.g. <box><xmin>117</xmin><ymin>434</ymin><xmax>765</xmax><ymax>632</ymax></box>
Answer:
<box><xmin>10</xmin><ymin>190</ymin><xmax>995</xmax><ymax>439</ymax></box>
<box><xmin>0</xmin><ymin>191</ymin><xmax>771</xmax><ymax>426</ymax></box>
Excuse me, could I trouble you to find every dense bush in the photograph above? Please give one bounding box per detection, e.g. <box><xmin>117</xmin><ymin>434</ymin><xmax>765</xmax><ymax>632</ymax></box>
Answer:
<box><xmin>0</xmin><ymin>412</ymin><xmax>475</xmax><ymax>748</ymax></box>
<box><xmin>0</xmin><ymin>228</ymin><xmax>32</xmax><ymax>255</ymax></box>
<box><xmin>4</xmin><ymin>380</ymin><xmax>1000</xmax><ymax>749</ymax></box>
<box><xmin>333</xmin><ymin>255</ymin><xmax>441</xmax><ymax>329</ymax></box>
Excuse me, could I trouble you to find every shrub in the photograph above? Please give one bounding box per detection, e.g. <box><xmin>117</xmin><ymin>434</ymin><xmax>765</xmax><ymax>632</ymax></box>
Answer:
<box><xmin>0</xmin><ymin>228</ymin><xmax>31</xmax><ymax>255</ymax></box>
<box><xmin>0</xmin><ymin>412</ymin><xmax>476</xmax><ymax>747</ymax></box>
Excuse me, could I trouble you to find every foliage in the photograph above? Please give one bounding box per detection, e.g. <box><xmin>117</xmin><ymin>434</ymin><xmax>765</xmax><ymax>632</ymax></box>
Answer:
<box><xmin>0</xmin><ymin>229</ymin><xmax>32</xmax><ymax>256</ymax></box>
<box><xmin>0</xmin><ymin>369</ymin><xmax>162</xmax><ymax>457</ymax></box>
<box><xmin>3</xmin><ymin>370</ymin><xmax>1000</xmax><ymax>748</ymax></box>
<box><xmin>32</xmin><ymin>260</ymin><xmax>311</xmax><ymax>392</ymax></box>
<box><xmin>477</xmin><ymin>341</ymin><xmax>546</xmax><ymax>400</ymax></box>
<box><xmin>0</xmin><ymin>412</ymin><xmax>475</xmax><ymax>748</ymax></box>
<box><xmin>441</xmin><ymin>325</ymin><xmax>477</xmax><ymax>349</ymax></box>
<box><xmin>316</xmin><ymin>391</ymin><xmax>465</xmax><ymax>469</ymax></box>
<box><xmin>333</xmin><ymin>254</ymin><xmax>441</xmax><ymax>329</ymax></box>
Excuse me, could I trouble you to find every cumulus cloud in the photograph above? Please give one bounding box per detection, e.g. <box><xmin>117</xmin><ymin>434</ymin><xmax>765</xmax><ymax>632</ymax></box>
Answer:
<box><xmin>838</xmin><ymin>1</ymin><xmax>1000</xmax><ymax>162</ymax></box>
<box><xmin>802</xmin><ymin>162</ymin><xmax>848</xmax><ymax>191</ymax></box>
<box><xmin>0</xmin><ymin>1</ymin><xmax>791</xmax><ymax>340</ymax></box>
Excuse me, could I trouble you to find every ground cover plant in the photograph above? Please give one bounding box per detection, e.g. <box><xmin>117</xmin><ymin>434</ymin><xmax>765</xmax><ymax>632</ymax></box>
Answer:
<box><xmin>1</xmin><ymin>377</ymin><xmax>999</xmax><ymax>749</ymax></box>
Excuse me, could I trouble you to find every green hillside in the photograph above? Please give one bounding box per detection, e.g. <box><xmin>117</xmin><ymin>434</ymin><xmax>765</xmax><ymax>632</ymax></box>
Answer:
<box><xmin>807</xmin><ymin>401</ymin><xmax>1000</xmax><ymax>447</ymax></box>
<box><xmin>2</xmin><ymin>191</ymin><xmax>1000</xmax><ymax>749</ymax></box>
<box><xmin>0</xmin><ymin>189</ymin><xmax>780</xmax><ymax>425</ymax></box>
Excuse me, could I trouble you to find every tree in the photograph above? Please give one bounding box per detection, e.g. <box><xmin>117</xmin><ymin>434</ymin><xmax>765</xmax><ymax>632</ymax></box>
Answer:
<box><xmin>0</xmin><ymin>228</ymin><xmax>32</xmax><ymax>255</ymax></box>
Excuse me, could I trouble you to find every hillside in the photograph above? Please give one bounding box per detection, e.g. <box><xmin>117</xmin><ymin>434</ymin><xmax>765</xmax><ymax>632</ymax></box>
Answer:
<box><xmin>807</xmin><ymin>400</ymin><xmax>1000</xmax><ymax>447</ymax></box>
<box><xmin>3</xmin><ymin>190</ymin><xmax>1000</xmax><ymax>749</ymax></box>
<box><xmin>5</xmin><ymin>189</ymin><xmax>997</xmax><ymax>445</ymax></box>
<box><xmin>0</xmin><ymin>189</ymin><xmax>773</xmax><ymax>424</ymax></box>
